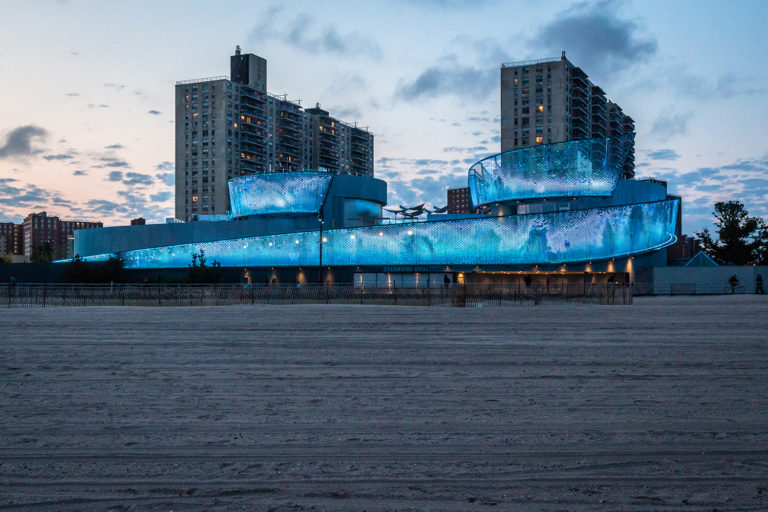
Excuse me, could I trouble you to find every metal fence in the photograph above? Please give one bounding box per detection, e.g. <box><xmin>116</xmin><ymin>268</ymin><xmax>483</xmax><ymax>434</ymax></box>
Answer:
<box><xmin>1</xmin><ymin>283</ymin><xmax>633</xmax><ymax>308</ymax></box>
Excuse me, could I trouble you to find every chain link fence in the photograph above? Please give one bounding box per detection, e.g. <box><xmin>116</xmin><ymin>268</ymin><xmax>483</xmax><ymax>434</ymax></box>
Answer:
<box><xmin>1</xmin><ymin>282</ymin><xmax>633</xmax><ymax>308</ymax></box>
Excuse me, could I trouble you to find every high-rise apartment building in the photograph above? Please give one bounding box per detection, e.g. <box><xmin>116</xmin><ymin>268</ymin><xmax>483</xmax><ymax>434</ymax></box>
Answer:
<box><xmin>500</xmin><ymin>51</ymin><xmax>635</xmax><ymax>178</ymax></box>
<box><xmin>175</xmin><ymin>47</ymin><xmax>375</xmax><ymax>221</ymax></box>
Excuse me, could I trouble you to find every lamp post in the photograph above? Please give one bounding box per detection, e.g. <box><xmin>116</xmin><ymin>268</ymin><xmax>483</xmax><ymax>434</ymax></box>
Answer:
<box><xmin>318</xmin><ymin>217</ymin><xmax>324</xmax><ymax>273</ymax></box>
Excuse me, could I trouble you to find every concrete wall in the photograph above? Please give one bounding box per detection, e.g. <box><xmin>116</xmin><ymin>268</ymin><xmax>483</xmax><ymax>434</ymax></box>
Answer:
<box><xmin>651</xmin><ymin>266</ymin><xmax>768</xmax><ymax>295</ymax></box>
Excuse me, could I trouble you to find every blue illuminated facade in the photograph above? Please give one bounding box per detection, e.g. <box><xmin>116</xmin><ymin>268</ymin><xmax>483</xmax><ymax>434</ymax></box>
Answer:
<box><xmin>119</xmin><ymin>199</ymin><xmax>677</xmax><ymax>269</ymax></box>
<box><xmin>228</xmin><ymin>172</ymin><xmax>333</xmax><ymax>218</ymax></box>
<box><xmin>72</xmin><ymin>136</ymin><xmax>680</xmax><ymax>276</ymax></box>
<box><xmin>468</xmin><ymin>134</ymin><xmax>633</xmax><ymax>206</ymax></box>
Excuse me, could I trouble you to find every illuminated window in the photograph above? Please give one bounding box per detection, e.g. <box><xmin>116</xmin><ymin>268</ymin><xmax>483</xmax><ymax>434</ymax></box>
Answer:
<box><xmin>192</xmin><ymin>195</ymin><xmax>198</xmax><ymax>202</ymax></box>
<box><xmin>536</xmin><ymin>136</ymin><xmax>544</xmax><ymax>143</ymax></box>
<box><xmin>538</xmin><ymin>105</ymin><xmax>544</xmax><ymax>112</ymax></box>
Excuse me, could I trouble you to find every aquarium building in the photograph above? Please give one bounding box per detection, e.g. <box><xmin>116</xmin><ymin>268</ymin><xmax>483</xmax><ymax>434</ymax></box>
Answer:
<box><xmin>72</xmin><ymin>134</ymin><xmax>679</xmax><ymax>286</ymax></box>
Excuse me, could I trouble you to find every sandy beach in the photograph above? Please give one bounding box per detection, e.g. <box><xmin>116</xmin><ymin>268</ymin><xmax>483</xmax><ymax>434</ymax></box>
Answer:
<box><xmin>1</xmin><ymin>296</ymin><xmax>767</xmax><ymax>510</ymax></box>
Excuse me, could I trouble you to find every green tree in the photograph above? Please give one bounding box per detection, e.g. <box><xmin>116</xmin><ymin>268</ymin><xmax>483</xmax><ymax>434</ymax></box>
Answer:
<box><xmin>696</xmin><ymin>201</ymin><xmax>767</xmax><ymax>265</ymax></box>
<box><xmin>188</xmin><ymin>249</ymin><xmax>222</xmax><ymax>283</ymax></box>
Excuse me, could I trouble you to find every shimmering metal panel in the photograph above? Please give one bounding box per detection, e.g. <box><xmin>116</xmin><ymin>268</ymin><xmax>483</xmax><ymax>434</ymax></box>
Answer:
<box><xmin>120</xmin><ymin>199</ymin><xmax>678</xmax><ymax>269</ymax></box>
<box><xmin>344</xmin><ymin>199</ymin><xmax>382</xmax><ymax>227</ymax></box>
<box><xmin>228</xmin><ymin>172</ymin><xmax>333</xmax><ymax>218</ymax></box>
<box><xmin>468</xmin><ymin>134</ymin><xmax>633</xmax><ymax>206</ymax></box>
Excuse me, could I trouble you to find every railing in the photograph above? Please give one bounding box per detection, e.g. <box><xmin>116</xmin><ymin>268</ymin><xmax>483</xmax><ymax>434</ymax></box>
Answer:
<box><xmin>502</xmin><ymin>57</ymin><xmax>561</xmax><ymax>68</ymax></box>
<box><xmin>0</xmin><ymin>283</ymin><xmax>634</xmax><ymax>308</ymax></box>
<box><xmin>175</xmin><ymin>76</ymin><xmax>229</xmax><ymax>85</ymax></box>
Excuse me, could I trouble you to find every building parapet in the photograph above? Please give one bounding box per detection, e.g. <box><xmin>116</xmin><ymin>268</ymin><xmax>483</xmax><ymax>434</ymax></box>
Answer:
<box><xmin>501</xmin><ymin>56</ymin><xmax>562</xmax><ymax>68</ymax></box>
<box><xmin>175</xmin><ymin>75</ymin><xmax>229</xmax><ymax>85</ymax></box>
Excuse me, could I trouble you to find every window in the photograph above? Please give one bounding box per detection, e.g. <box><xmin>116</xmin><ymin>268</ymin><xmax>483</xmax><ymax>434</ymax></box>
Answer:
<box><xmin>536</xmin><ymin>136</ymin><xmax>544</xmax><ymax>143</ymax></box>
<box><xmin>192</xmin><ymin>195</ymin><xmax>198</xmax><ymax>202</ymax></box>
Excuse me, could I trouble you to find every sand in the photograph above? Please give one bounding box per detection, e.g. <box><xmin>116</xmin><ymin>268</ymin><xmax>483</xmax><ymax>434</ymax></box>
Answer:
<box><xmin>1</xmin><ymin>296</ymin><xmax>767</xmax><ymax>510</ymax></box>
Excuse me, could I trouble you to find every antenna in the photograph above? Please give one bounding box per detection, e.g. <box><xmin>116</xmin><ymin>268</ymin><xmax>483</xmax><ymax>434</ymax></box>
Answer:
<box><xmin>235</xmin><ymin>45</ymin><xmax>241</xmax><ymax>55</ymax></box>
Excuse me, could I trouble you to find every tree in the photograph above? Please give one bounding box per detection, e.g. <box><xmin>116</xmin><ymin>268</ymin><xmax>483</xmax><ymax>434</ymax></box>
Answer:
<box><xmin>63</xmin><ymin>255</ymin><xmax>125</xmax><ymax>283</ymax></box>
<box><xmin>94</xmin><ymin>256</ymin><xmax>125</xmax><ymax>283</ymax></box>
<box><xmin>63</xmin><ymin>255</ymin><xmax>92</xmax><ymax>282</ymax></box>
<box><xmin>31</xmin><ymin>241</ymin><xmax>54</xmax><ymax>263</ymax></box>
<box><xmin>188</xmin><ymin>249</ymin><xmax>222</xmax><ymax>283</ymax></box>
<box><xmin>696</xmin><ymin>201</ymin><xmax>767</xmax><ymax>265</ymax></box>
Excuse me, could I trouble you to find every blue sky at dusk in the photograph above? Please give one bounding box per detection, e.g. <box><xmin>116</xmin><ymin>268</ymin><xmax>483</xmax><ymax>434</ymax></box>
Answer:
<box><xmin>0</xmin><ymin>0</ymin><xmax>766</xmax><ymax>234</ymax></box>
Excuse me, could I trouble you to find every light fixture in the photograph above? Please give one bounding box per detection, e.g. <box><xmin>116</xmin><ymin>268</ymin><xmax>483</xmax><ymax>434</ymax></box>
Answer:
<box><xmin>295</xmin><ymin>240</ymin><xmax>300</xmax><ymax>244</ymax></box>
<box><xmin>407</xmin><ymin>230</ymin><xmax>413</xmax><ymax>236</ymax></box>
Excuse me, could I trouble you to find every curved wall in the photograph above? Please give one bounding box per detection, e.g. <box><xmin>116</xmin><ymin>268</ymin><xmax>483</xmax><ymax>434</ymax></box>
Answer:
<box><xmin>228</xmin><ymin>172</ymin><xmax>334</xmax><ymax>218</ymax></box>
<box><xmin>117</xmin><ymin>199</ymin><xmax>678</xmax><ymax>269</ymax></box>
<box><xmin>468</xmin><ymin>133</ymin><xmax>634</xmax><ymax>206</ymax></box>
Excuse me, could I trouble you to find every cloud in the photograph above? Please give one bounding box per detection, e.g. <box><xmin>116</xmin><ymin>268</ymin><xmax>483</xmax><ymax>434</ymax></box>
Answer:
<box><xmin>106</xmin><ymin>171</ymin><xmax>123</xmax><ymax>182</ymax></box>
<box><xmin>156</xmin><ymin>172</ymin><xmax>174</xmax><ymax>186</ymax></box>
<box><xmin>395</xmin><ymin>60</ymin><xmax>496</xmax><ymax>101</ymax></box>
<box><xmin>147</xmin><ymin>110</ymin><xmax>162</xmax><ymax>116</ymax></box>
<box><xmin>84</xmin><ymin>199</ymin><xmax>126</xmax><ymax>215</ymax></box>
<box><xmin>0</xmin><ymin>125</ymin><xmax>47</xmax><ymax>159</ymax></box>
<box><xmin>43</xmin><ymin>153</ymin><xmax>74</xmax><ymax>161</ymax></box>
<box><xmin>96</xmin><ymin>156</ymin><xmax>130</xmax><ymax>168</ymax></box>
<box><xmin>155</xmin><ymin>161</ymin><xmax>173</xmax><ymax>171</ymax></box>
<box><xmin>249</xmin><ymin>7</ymin><xmax>381</xmax><ymax>59</ymax></box>
<box><xmin>150</xmin><ymin>191</ymin><xmax>173</xmax><ymax>202</ymax></box>
<box><xmin>64</xmin><ymin>92</ymin><xmax>80</xmax><ymax>97</ymax></box>
<box><xmin>73</xmin><ymin>170</ymin><xmax>88</xmax><ymax>176</ymax></box>
<box><xmin>104</xmin><ymin>143</ymin><xmax>124</xmax><ymax>149</ymax></box>
<box><xmin>122</xmin><ymin>172</ymin><xmax>154</xmax><ymax>186</ymax></box>
<box><xmin>443</xmin><ymin>145</ymin><xmax>488</xmax><ymax>153</ymax></box>
<box><xmin>652</xmin><ymin>109</ymin><xmax>692</xmax><ymax>140</ymax></box>
<box><xmin>532</xmin><ymin>0</ymin><xmax>657</xmax><ymax>77</ymax></box>
<box><xmin>104</xmin><ymin>82</ymin><xmax>125</xmax><ymax>90</ymax></box>
<box><xmin>0</xmin><ymin>182</ymin><xmax>52</xmax><ymax>208</ymax></box>
<box><xmin>646</xmin><ymin>149</ymin><xmax>680</xmax><ymax>161</ymax></box>
<box><xmin>87</xmin><ymin>103</ymin><xmax>110</xmax><ymax>109</ymax></box>
<box><xmin>669</xmin><ymin>157</ymin><xmax>768</xmax><ymax>233</ymax></box>
<box><xmin>396</xmin><ymin>0</ymin><xmax>492</xmax><ymax>7</ymax></box>
<box><xmin>327</xmin><ymin>106</ymin><xmax>362</xmax><ymax>120</ymax></box>
<box><xmin>670</xmin><ymin>69</ymin><xmax>768</xmax><ymax>100</ymax></box>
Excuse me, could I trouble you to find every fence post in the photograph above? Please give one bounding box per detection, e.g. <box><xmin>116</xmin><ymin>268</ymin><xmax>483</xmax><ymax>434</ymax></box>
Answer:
<box><xmin>42</xmin><ymin>283</ymin><xmax>46</xmax><ymax>308</ymax></box>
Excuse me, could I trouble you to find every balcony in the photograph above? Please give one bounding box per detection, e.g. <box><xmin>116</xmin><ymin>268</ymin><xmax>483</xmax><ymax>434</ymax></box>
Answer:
<box><xmin>240</xmin><ymin>89</ymin><xmax>266</xmax><ymax>103</ymax></box>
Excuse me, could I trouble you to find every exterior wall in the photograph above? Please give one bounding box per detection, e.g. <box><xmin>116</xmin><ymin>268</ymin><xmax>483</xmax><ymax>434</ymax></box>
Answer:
<box><xmin>175</xmin><ymin>78</ymin><xmax>230</xmax><ymax>220</ymax></box>
<box><xmin>0</xmin><ymin>222</ymin><xmax>23</xmax><ymax>256</ymax></box>
<box><xmin>447</xmin><ymin>187</ymin><xmax>474</xmax><ymax>213</ymax></box>
<box><xmin>651</xmin><ymin>266</ymin><xmax>768</xmax><ymax>295</ymax></box>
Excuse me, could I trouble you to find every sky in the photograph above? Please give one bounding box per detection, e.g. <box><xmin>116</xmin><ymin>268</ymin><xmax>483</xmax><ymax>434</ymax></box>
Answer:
<box><xmin>0</xmin><ymin>0</ymin><xmax>767</xmax><ymax>234</ymax></box>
